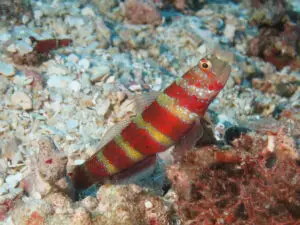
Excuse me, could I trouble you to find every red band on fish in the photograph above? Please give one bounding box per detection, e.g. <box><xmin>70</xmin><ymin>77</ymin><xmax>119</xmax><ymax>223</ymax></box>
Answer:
<box><xmin>142</xmin><ymin>101</ymin><xmax>191</xmax><ymax>141</ymax></box>
<box><xmin>164</xmin><ymin>82</ymin><xmax>208</xmax><ymax>116</ymax></box>
<box><xmin>102</xmin><ymin>141</ymin><xmax>135</xmax><ymax>169</ymax></box>
<box><xmin>85</xmin><ymin>155</ymin><xmax>110</xmax><ymax>178</ymax></box>
<box><xmin>121</xmin><ymin>122</ymin><xmax>165</xmax><ymax>155</ymax></box>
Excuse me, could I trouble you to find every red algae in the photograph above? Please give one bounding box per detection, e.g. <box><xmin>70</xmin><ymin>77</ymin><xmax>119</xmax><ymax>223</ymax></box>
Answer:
<box><xmin>167</xmin><ymin>131</ymin><xmax>300</xmax><ymax>225</ymax></box>
<box><xmin>26</xmin><ymin>211</ymin><xmax>45</xmax><ymax>225</ymax></box>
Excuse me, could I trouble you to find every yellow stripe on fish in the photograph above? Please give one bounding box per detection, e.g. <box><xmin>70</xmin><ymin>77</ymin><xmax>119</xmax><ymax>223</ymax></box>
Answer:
<box><xmin>133</xmin><ymin>114</ymin><xmax>174</xmax><ymax>147</ymax></box>
<box><xmin>96</xmin><ymin>150</ymin><xmax>120</xmax><ymax>174</ymax></box>
<box><xmin>156</xmin><ymin>93</ymin><xmax>198</xmax><ymax>124</ymax></box>
<box><xmin>114</xmin><ymin>135</ymin><xmax>145</xmax><ymax>162</ymax></box>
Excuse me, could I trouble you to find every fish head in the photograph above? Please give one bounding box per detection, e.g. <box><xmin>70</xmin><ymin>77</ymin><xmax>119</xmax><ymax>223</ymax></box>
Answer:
<box><xmin>197</xmin><ymin>55</ymin><xmax>231</xmax><ymax>91</ymax></box>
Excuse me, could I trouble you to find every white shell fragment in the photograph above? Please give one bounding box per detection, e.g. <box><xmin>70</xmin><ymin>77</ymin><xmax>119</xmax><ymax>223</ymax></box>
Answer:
<box><xmin>90</xmin><ymin>65</ymin><xmax>110</xmax><ymax>82</ymax></box>
<box><xmin>47</xmin><ymin>75</ymin><xmax>72</xmax><ymax>89</ymax></box>
<box><xmin>224</xmin><ymin>24</ymin><xmax>236</xmax><ymax>42</ymax></box>
<box><xmin>81</xmin><ymin>7</ymin><xmax>96</xmax><ymax>17</ymax></box>
<box><xmin>5</xmin><ymin>173</ymin><xmax>22</xmax><ymax>189</ymax></box>
<box><xmin>15</xmin><ymin>40</ymin><xmax>33</xmax><ymax>55</ymax></box>
<box><xmin>78</xmin><ymin>58</ymin><xmax>90</xmax><ymax>70</ymax></box>
<box><xmin>69</xmin><ymin>80</ymin><xmax>81</xmax><ymax>92</ymax></box>
<box><xmin>7</xmin><ymin>44</ymin><xmax>17</xmax><ymax>53</ymax></box>
<box><xmin>96</xmin><ymin>99</ymin><xmax>111</xmax><ymax>116</ymax></box>
<box><xmin>47</xmin><ymin>64</ymin><xmax>69</xmax><ymax>76</ymax></box>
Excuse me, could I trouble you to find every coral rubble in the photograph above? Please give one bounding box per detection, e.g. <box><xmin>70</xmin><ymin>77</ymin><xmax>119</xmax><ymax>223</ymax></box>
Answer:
<box><xmin>0</xmin><ymin>0</ymin><xmax>32</xmax><ymax>23</ymax></box>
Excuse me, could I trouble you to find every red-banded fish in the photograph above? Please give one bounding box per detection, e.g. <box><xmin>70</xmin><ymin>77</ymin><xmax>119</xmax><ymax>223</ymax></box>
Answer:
<box><xmin>70</xmin><ymin>55</ymin><xmax>231</xmax><ymax>190</ymax></box>
<box><xmin>29</xmin><ymin>36</ymin><xmax>73</xmax><ymax>54</ymax></box>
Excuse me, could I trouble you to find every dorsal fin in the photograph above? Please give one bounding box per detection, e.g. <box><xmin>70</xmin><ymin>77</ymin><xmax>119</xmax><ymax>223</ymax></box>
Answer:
<box><xmin>131</xmin><ymin>91</ymin><xmax>161</xmax><ymax>114</ymax></box>
<box><xmin>113</xmin><ymin>82</ymin><xmax>161</xmax><ymax>113</ymax></box>
<box><xmin>97</xmin><ymin>91</ymin><xmax>160</xmax><ymax>149</ymax></box>
<box><xmin>98</xmin><ymin>119</ymin><xmax>132</xmax><ymax>149</ymax></box>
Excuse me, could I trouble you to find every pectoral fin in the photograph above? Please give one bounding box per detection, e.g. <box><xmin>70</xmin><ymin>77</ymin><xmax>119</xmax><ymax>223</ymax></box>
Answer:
<box><xmin>158</xmin><ymin>118</ymin><xmax>203</xmax><ymax>165</ymax></box>
<box><xmin>172</xmin><ymin>117</ymin><xmax>203</xmax><ymax>162</ymax></box>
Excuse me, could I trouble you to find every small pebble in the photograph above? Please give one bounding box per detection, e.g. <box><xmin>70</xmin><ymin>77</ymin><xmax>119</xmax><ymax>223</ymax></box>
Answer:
<box><xmin>47</xmin><ymin>75</ymin><xmax>72</xmax><ymax>89</ymax></box>
<box><xmin>96</xmin><ymin>99</ymin><xmax>110</xmax><ymax>116</ymax></box>
<box><xmin>197</xmin><ymin>44</ymin><xmax>207</xmax><ymax>55</ymax></box>
<box><xmin>0</xmin><ymin>76</ymin><xmax>9</xmax><ymax>94</ymax></box>
<box><xmin>0</xmin><ymin>121</ymin><xmax>10</xmax><ymax>134</ymax></box>
<box><xmin>81</xmin><ymin>196</ymin><xmax>98</xmax><ymax>211</ymax></box>
<box><xmin>34</xmin><ymin>10</ymin><xmax>43</xmax><ymax>20</ymax></box>
<box><xmin>6</xmin><ymin>43</ymin><xmax>17</xmax><ymax>53</ymax></box>
<box><xmin>0</xmin><ymin>61</ymin><xmax>15</xmax><ymax>77</ymax></box>
<box><xmin>67</xmin><ymin>119</ymin><xmax>79</xmax><ymax>129</ymax></box>
<box><xmin>69</xmin><ymin>80</ymin><xmax>81</xmax><ymax>92</ymax></box>
<box><xmin>47</xmin><ymin>64</ymin><xmax>69</xmax><ymax>75</ymax></box>
<box><xmin>106</xmin><ymin>76</ymin><xmax>115</xmax><ymax>84</ymax></box>
<box><xmin>65</xmin><ymin>16</ymin><xmax>85</xmax><ymax>28</ymax></box>
<box><xmin>224</xmin><ymin>24</ymin><xmax>236</xmax><ymax>42</ymax></box>
<box><xmin>11</xmin><ymin>91</ymin><xmax>33</xmax><ymax>110</ymax></box>
<box><xmin>0</xmin><ymin>33</ymin><xmax>11</xmax><ymax>42</ymax></box>
<box><xmin>16</xmin><ymin>40</ymin><xmax>33</xmax><ymax>55</ymax></box>
<box><xmin>67</xmin><ymin>54</ymin><xmax>79</xmax><ymax>63</ymax></box>
<box><xmin>5</xmin><ymin>173</ymin><xmax>22</xmax><ymax>189</ymax></box>
<box><xmin>78</xmin><ymin>58</ymin><xmax>90</xmax><ymax>70</ymax></box>
<box><xmin>129</xmin><ymin>84</ymin><xmax>142</xmax><ymax>91</ymax></box>
<box><xmin>81</xmin><ymin>7</ymin><xmax>96</xmax><ymax>17</ymax></box>
<box><xmin>90</xmin><ymin>65</ymin><xmax>110</xmax><ymax>82</ymax></box>
<box><xmin>74</xmin><ymin>159</ymin><xmax>85</xmax><ymax>165</ymax></box>
<box><xmin>0</xmin><ymin>183</ymin><xmax>9</xmax><ymax>194</ymax></box>
<box><xmin>22</xmin><ymin>15</ymin><xmax>30</xmax><ymax>24</ymax></box>
<box><xmin>144</xmin><ymin>200</ymin><xmax>153</xmax><ymax>209</ymax></box>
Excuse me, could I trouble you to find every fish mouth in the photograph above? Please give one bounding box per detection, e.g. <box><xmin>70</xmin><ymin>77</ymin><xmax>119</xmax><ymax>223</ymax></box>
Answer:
<box><xmin>209</xmin><ymin>55</ymin><xmax>231</xmax><ymax>85</ymax></box>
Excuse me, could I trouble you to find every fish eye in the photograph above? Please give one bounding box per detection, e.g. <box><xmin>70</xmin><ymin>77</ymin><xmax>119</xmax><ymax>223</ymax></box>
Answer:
<box><xmin>202</xmin><ymin>63</ymin><xmax>208</xmax><ymax>68</ymax></box>
<box><xmin>200</xmin><ymin>59</ymin><xmax>212</xmax><ymax>70</ymax></box>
